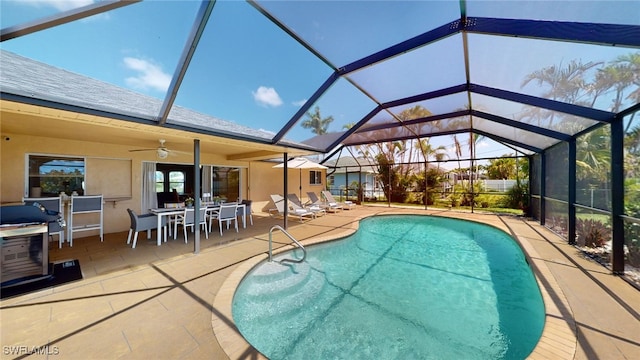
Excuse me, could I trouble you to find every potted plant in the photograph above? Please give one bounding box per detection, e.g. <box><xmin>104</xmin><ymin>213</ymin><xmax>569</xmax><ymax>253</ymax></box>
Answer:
<box><xmin>184</xmin><ymin>197</ymin><xmax>195</xmax><ymax>208</ymax></box>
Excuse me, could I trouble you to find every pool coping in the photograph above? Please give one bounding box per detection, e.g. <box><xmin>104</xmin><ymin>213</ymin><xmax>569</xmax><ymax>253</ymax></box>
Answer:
<box><xmin>211</xmin><ymin>211</ymin><xmax>576</xmax><ymax>359</ymax></box>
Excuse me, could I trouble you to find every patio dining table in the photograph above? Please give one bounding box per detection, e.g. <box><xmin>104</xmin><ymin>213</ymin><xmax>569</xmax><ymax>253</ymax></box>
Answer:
<box><xmin>149</xmin><ymin>203</ymin><xmax>247</xmax><ymax>246</ymax></box>
<box><xmin>149</xmin><ymin>207</ymin><xmax>184</xmax><ymax>246</ymax></box>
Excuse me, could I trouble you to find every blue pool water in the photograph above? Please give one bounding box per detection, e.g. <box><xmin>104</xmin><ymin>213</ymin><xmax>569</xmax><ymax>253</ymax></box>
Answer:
<box><xmin>233</xmin><ymin>215</ymin><xmax>545</xmax><ymax>359</ymax></box>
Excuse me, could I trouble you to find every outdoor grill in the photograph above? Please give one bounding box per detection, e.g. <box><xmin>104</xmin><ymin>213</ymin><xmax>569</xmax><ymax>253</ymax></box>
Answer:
<box><xmin>0</xmin><ymin>205</ymin><xmax>58</xmax><ymax>287</ymax></box>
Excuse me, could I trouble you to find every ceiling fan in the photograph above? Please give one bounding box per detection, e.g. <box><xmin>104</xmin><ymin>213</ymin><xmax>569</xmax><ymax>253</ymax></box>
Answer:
<box><xmin>128</xmin><ymin>139</ymin><xmax>188</xmax><ymax>159</ymax></box>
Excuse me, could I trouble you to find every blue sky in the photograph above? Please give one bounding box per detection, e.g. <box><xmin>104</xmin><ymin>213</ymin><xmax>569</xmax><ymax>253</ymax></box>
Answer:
<box><xmin>2</xmin><ymin>0</ymin><xmax>639</xmax><ymax>166</ymax></box>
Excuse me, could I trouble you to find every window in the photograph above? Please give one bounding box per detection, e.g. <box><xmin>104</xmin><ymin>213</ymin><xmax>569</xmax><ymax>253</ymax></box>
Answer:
<box><xmin>155</xmin><ymin>168</ymin><xmax>186</xmax><ymax>194</ymax></box>
<box><xmin>154</xmin><ymin>164</ymin><xmax>241</xmax><ymax>201</ymax></box>
<box><xmin>155</xmin><ymin>171</ymin><xmax>165</xmax><ymax>193</ymax></box>
<box><xmin>310</xmin><ymin>170</ymin><xmax>322</xmax><ymax>185</ymax></box>
<box><xmin>212</xmin><ymin>167</ymin><xmax>240</xmax><ymax>201</ymax></box>
<box><xmin>328</xmin><ymin>175</ymin><xmax>334</xmax><ymax>186</ymax></box>
<box><xmin>168</xmin><ymin>171</ymin><xmax>185</xmax><ymax>193</ymax></box>
<box><xmin>28</xmin><ymin>155</ymin><xmax>85</xmax><ymax>197</ymax></box>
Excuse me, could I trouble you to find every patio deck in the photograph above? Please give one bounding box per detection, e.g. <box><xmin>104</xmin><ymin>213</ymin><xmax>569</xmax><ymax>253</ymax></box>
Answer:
<box><xmin>1</xmin><ymin>206</ymin><xmax>638</xmax><ymax>359</ymax></box>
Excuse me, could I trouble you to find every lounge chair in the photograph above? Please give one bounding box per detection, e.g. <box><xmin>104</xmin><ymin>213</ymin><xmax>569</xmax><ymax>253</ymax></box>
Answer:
<box><xmin>287</xmin><ymin>193</ymin><xmax>326</xmax><ymax>217</ymax></box>
<box><xmin>307</xmin><ymin>191</ymin><xmax>342</xmax><ymax>213</ymax></box>
<box><xmin>269</xmin><ymin>194</ymin><xmax>315</xmax><ymax>222</ymax></box>
<box><xmin>306</xmin><ymin>191</ymin><xmax>323</xmax><ymax>207</ymax></box>
<box><xmin>322</xmin><ymin>190</ymin><xmax>356</xmax><ymax>210</ymax></box>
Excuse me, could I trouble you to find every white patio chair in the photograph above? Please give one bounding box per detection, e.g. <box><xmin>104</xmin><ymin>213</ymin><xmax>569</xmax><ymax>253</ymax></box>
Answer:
<box><xmin>287</xmin><ymin>193</ymin><xmax>326</xmax><ymax>217</ymax></box>
<box><xmin>211</xmin><ymin>203</ymin><xmax>239</xmax><ymax>236</ymax></box>
<box><xmin>174</xmin><ymin>207</ymin><xmax>208</xmax><ymax>243</ymax></box>
<box><xmin>269</xmin><ymin>194</ymin><xmax>315</xmax><ymax>222</ymax></box>
<box><xmin>322</xmin><ymin>190</ymin><xmax>355</xmax><ymax>210</ymax></box>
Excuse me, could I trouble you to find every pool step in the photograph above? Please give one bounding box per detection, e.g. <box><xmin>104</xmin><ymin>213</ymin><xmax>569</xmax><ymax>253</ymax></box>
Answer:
<box><xmin>244</xmin><ymin>261</ymin><xmax>312</xmax><ymax>299</ymax></box>
<box><xmin>236</xmin><ymin>265</ymin><xmax>326</xmax><ymax>321</ymax></box>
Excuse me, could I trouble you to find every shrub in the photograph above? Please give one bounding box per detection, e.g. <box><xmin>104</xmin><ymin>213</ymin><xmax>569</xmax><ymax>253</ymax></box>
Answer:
<box><xmin>506</xmin><ymin>181</ymin><xmax>529</xmax><ymax>210</ymax></box>
<box><xmin>576</xmin><ymin>219</ymin><xmax>610</xmax><ymax>248</ymax></box>
<box><xmin>475</xmin><ymin>194</ymin><xmax>505</xmax><ymax>209</ymax></box>
<box><xmin>624</xmin><ymin>203</ymin><xmax>640</xmax><ymax>267</ymax></box>
<box><xmin>448</xmin><ymin>194</ymin><xmax>460</xmax><ymax>207</ymax></box>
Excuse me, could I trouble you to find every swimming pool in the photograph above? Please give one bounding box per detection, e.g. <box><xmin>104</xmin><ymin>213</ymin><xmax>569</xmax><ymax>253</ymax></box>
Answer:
<box><xmin>232</xmin><ymin>215</ymin><xmax>545</xmax><ymax>359</ymax></box>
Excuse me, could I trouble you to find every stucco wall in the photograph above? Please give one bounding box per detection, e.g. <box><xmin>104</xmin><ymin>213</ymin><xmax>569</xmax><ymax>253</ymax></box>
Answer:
<box><xmin>249</xmin><ymin>161</ymin><xmax>326</xmax><ymax>213</ymax></box>
<box><xmin>1</xmin><ymin>132</ymin><xmax>309</xmax><ymax>238</ymax></box>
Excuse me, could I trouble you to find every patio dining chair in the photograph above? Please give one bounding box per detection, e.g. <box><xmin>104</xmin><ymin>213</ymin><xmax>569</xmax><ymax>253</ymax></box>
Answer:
<box><xmin>164</xmin><ymin>202</ymin><xmax>184</xmax><ymax>237</ymax></box>
<box><xmin>211</xmin><ymin>203</ymin><xmax>239</xmax><ymax>236</ymax></box>
<box><xmin>127</xmin><ymin>208</ymin><xmax>166</xmax><ymax>249</ymax></box>
<box><xmin>174</xmin><ymin>207</ymin><xmax>208</xmax><ymax>243</ymax></box>
<box><xmin>237</xmin><ymin>199</ymin><xmax>253</xmax><ymax>226</ymax></box>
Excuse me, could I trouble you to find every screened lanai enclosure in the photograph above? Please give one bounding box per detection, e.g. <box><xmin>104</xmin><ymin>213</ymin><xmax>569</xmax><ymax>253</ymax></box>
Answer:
<box><xmin>1</xmin><ymin>1</ymin><xmax>639</xmax><ymax>280</ymax></box>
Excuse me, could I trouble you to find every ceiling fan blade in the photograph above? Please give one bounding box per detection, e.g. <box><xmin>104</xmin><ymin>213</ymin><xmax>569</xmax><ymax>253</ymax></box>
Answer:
<box><xmin>129</xmin><ymin>148</ymin><xmax>157</xmax><ymax>152</ymax></box>
<box><xmin>169</xmin><ymin>150</ymin><xmax>192</xmax><ymax>155</ymax></box>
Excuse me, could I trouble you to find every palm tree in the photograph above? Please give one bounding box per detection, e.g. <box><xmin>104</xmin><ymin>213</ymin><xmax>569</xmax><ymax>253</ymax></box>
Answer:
<box><xmin>614</xmin><ymin>52</ymin><xmax>640</xmax><ymax>135</ymax></box>
<box><xmin>593</xmin><ymin>63</ymin><xmax>634</xmax><ymax>112</ymax></box>
<box><xmin>468</xmin><ymin>132</ymin><xmax>484</xmax><ymax>180</ymax></box>
<box><xmin>414</xmin><ymin>138</ymin><xmax>447</xmax><ymax>205</ymax></box>
<box><xmin>397</xmin><ymin>105</ymin><xmax>433</xmax><ymax>165</ymax></box>
<box><xmin>452</xmin><ymin>134</ymin><xmax>463</xmax><ymax>183</ymax></box>
<box><xmin>301</xmin><ymin>106</ymin><xmax>334</xmax><ymax>135</ymax></box>
<box><xmin>486</xmin><ymin>156</ymin><xmax>517</xmax><ymax>179</ymax></box>
<box><xmin>614</xmin><ymin>52</ymin><xmax>640</xmax><ymax>110</ymax></box>
<box><xmin>624</xmin><ymin>124</ymin><xmax>640</xmax><ymax>179</ymax></box>
<box><xmin>626</xmin><ymin>125</ymin><xmax>640</xmax><ymax>156</ymax></box>
<box><xmin>521</xmin><ymin>59</ymin><xmax>601</xmax><ymax>127</ymax></box>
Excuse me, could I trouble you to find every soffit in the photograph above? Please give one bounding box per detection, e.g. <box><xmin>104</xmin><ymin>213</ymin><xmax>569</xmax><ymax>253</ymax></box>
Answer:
<box><xmin>0</xmin><ymin>100</ymin><xmax>308</xmax><ymax>161</ymax></box>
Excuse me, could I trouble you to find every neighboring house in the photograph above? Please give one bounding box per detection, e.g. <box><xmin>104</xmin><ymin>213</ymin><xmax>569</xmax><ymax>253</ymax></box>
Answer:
<box><xmin>323</xmin><ymin>157</ymin><xmax>383</xmax><ymax>199</ymax></box>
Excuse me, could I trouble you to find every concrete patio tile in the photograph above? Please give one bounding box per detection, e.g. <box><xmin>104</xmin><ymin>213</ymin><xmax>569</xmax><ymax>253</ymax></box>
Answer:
<box><xmin>3</xmin><ymin>207</ymin><xmax>638</xmax><ymax>359</ymax></box>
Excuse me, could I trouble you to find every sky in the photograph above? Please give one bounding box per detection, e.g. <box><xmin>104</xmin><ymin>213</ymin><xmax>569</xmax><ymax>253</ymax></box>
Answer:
<box><xmin>1</xmin><ymin>0</ymin><xmax>639</xmax><ymax>167</ymax></box>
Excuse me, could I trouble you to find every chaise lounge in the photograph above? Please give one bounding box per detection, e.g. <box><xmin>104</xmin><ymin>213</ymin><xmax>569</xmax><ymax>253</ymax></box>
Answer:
<box><xmin>269</xmin><ymin>194</ymin><xmax>315</xmax><ymax>222</ymax></box>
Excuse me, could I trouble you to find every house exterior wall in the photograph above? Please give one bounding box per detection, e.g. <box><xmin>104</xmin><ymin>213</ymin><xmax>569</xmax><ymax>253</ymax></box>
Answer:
<box><xmin>251</xmin><ymin>161</ymin><xmax>326</xmax><ymax>210</ymax></box>
<box><xmin>1</xmin><ymin>132</ymin><xmax>306</xmax><ymax>238</ymax></box>
<box><xmin>328</xmin><ymin>172</ymin><xmax>380</xmax><ymax>196</ymax></box>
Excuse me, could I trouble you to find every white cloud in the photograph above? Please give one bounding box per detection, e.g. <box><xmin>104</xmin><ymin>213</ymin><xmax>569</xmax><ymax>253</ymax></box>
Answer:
<box><xmin>292</xmin><ymin>99</ymin><xmax>307</xmax><ymax>107</ymax></box>
<box><xmin>123</xmin><ymin>57</ymin><xmax>171</xmax><ymax>93</ymax></box>
<box><xmin>26</xmin><ymin>0</ymin><xmax>95</xmax><ymax>11</ymax></box>
<box><xmin>252</xmin><ymin>86</ymin><xmax>283</xmax><ymax>107</ymax></box>
<box><xmin>22</xmin><ymin>0</ymin><xmax>110</xmax><ymax>21</ymax></box>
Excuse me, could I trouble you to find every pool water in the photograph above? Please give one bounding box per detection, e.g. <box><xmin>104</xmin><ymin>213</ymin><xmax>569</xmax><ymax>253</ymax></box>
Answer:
<box><xmin>233</xmin><ymin>215</ymin><xmax>544</xmax><ymax>359</ymax></box>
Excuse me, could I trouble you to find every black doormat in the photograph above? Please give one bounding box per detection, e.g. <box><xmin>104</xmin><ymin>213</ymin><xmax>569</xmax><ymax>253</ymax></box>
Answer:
<box><xmin>1</xmin><ymin>259</ymin><xmax>83</xmax><ymax>300</ymax></box>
